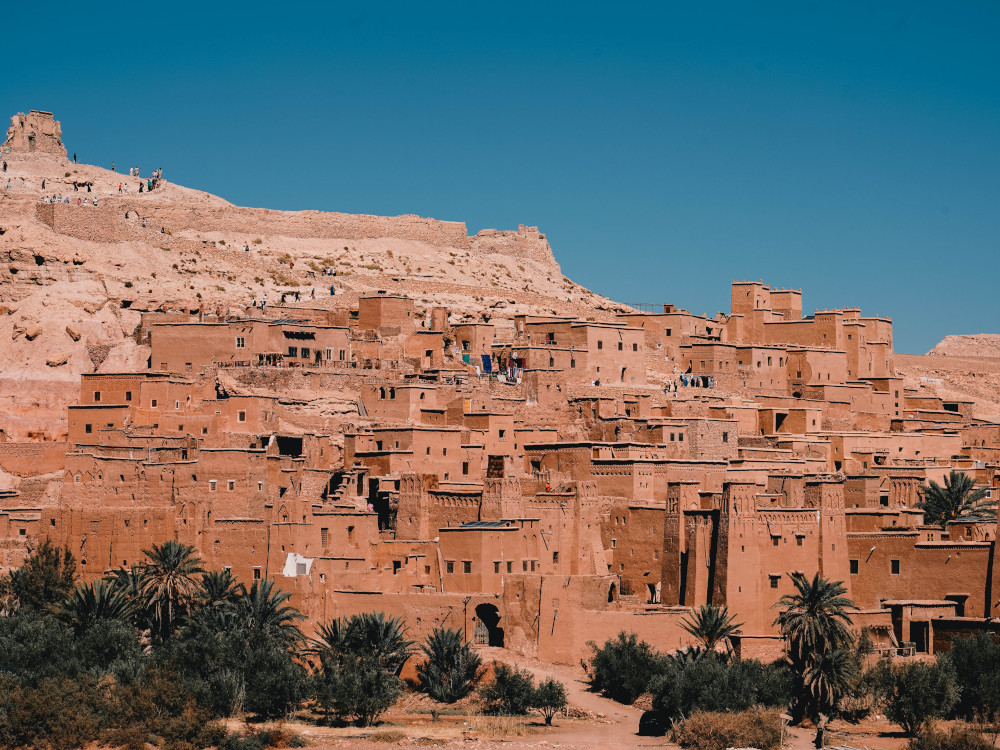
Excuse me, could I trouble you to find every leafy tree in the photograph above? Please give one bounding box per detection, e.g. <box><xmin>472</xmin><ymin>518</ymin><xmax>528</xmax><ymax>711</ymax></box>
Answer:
<box><xmin>0</xmin><ymin>611</ymin><xmax>80</xmax><ymax>683</ymax></box>
<box><xmin>881</xmin><ymin>660</ymin><xmax>959</xmax><ymax>736</ymax></box>
<box><xmin>533</xmin><ymin>677</ymin><xmax>568</xmax><ymax>725</ymax></box>
<box><xmin>417</xmin><ymin>626</ymin><xmax>483</xmax><ymax>702</ymax></box>
<box><xmin>56</xmin><ymin>579</ymin><xmax>137</xmax><ymax>635</ymax></box>
<box><xmin>681</xmin><ymin>603</ymin><xmax>743</xmax><ymax>654</ymax></box>
<box><xmin>651</xmin><ymin>653</ymin><xmax>792</xmax><ymax>721</ymax></box>
<box><xmin>772</xmin><ymin>572</ymin><xmax>856</xmax><ymax>721</ymax></box>
<box><xmin>479</xmin><ymin>662</ymin><xmax>536</xmax><ymax>715</ymax></box>
<box><xmin>942</xmin><ymin>631</ymin><xmax>1000</xmax><ymax>720</ymax></box>
<box><xmin>139</xmin><ymin>541</ymin><xmax>205</xmax><ymax>640</ymax></box>
<box><xmin>917</xmin><ymin>470</ymin><xmax>996</xmax><ymax>527</ymax></box>
<box><xmin>587</xmin><ymin>631</ymin><xmax>667</xmax><ymax>704</ymax></box>
<box><xmin>313</xmin><ymin>654</ymin><xmax>402</xmax><ymax>726</ymax></box>
<box><xmin>0</xmin><ymin>539</ymin><xmax>76</xmax><ymax>613</ymax></box>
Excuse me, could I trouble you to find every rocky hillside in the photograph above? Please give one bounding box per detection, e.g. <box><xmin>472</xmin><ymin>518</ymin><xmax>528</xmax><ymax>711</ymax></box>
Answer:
<box><xmin>927</xmin><ymin>334</ymin><xmax>1000</xmax><ymax>358</ymax></box>
<box><xmin>0</xmin><ymin>112</ymin><xmax>631</xmax><ymax>439</ymax></box>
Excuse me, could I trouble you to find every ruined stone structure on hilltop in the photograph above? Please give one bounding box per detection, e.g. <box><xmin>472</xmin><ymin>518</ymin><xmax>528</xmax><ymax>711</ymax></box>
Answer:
<box><xmin>3</xmin><ymin>111</ymin><xmax>66</xmax><ymax>158</ymax></box>
<box><xmin>1</xmin><ymin>112</ymin><xmax>999</xmax><ymax>665</ymax></box>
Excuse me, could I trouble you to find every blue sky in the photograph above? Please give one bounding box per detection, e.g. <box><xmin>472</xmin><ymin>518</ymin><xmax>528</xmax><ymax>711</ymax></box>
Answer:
<box><xmin>6</xmin><ymin>1</ymin><xmax>998</xmax><ymax>352</ymax></box>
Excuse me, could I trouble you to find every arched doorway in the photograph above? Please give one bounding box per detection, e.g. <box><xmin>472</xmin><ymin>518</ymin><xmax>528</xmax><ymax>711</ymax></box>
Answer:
<box><xmin>473</xmin><ymin>603</ymin><xmax>504</xmax><ymax>647</ymax></box>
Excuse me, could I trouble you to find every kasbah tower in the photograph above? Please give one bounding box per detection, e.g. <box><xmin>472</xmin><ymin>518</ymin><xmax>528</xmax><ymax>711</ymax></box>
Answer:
<box><xmin>1</xmin><ymin>110</ymin><xmax>999</xmax><ymax>661</ymax></box>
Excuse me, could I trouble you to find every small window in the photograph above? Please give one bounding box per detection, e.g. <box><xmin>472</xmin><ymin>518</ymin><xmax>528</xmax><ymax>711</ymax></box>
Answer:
<box><xmin>446</xmin><ymin>561</ymin><xmax>455</xmax><ymax>574</ymax></box>
<box><xmin>94</xmin><ymin>391</ymin><xmax>101</xmax><ymax>402</ymax></box>
<box><xmin>522</xmin><ymin>560</ymin><xmax>528</xmax><ymax>571</ymax></box>
<box><xmin>227</xmin><ymin>480</ymin><xmax>235</xmax><ymax>491</ymax></box>
<box><xmin>209</xmin><ymin>480</ymin><xmax>217</xmax><ymax>492</ymax></box>
<box><xmin>296</xmin><ymin>562</ymin><xmax>307</xmax><ymax>576</ymax></box>
<box><xmin>498</xmin><ymin>429</ymin><xmax>506</xmax><ymax>438</ymax></box>
<box><xmin>796</xmin><ymin>536</ymin><xmax>803</xmax><ymax>546</ymax></box>
<box><xmin>722</xmin><ymin>432</ymin><xmax>728</xmax><ymax>443</ymax></box>
<box><xmin>301</xmin><ymin>347</ymin><xmax>310</xmax><ymax>359</ymax></box>
<box><xmin>462</xmin><ymin>461</ymin><xmax>469</xmax><ymax>475</ymax></box>
<box><xmin>238</xmin><ymin>410</ymin><xmax>247</xmax><ymax>422</ymax></box>
<box><xmin>236</xmin><ymin>336</ymin><xmax>245</xmax><ymax>348</ymax></box>
<box><xmin>597</xmin><ymin>340</ymin><xmax>603</xmax><ymax>350</ymax></box>
<box><xmin>553</xmin><ymin>551</ymin><xmax>559</xmax><ymax>563</ymax></box>
<box><xmin>393</xmin><ymin>560</ymin><xmax>402</xmax><ymax>574</ymax></box>
<box><xmin>463</xmin><ymin>561</ymin><xmax>472</xmax><ymax>574</ymax></box>
<box><xmin>617</xmin><ymin>341</ymin><xmax>623</xmax><ymax>350</ymax></box>
<box><xmin>507</xmin><ymin>561</ymin><xmax>513</xmax><ymax>573</ymax></box>
<box><xmin>253</xmin><ymin>567</ymin><xmax>261</xmax><ymax>580</ymax></box>
<box><xmin>320</xmin><ymin>528</ymin><xmax>329</xmax><ymax>546</ymax></box>
<box><xmin>151</xmin><ymin>399</ymin><xmax>158</xmax><ymax>408</ymax></box>
<box><xmin>288</xmin><ymin>347</ymin><xmax>298</xmax><ymax>358</ymax></box>
<box><xmin>891</xmin><ymin>559</ymin><xmax>900</xmax><ymax>575</ymax></box>
<box><xmin>771</xmin><ymin>536</ymin><xmax>780</xmax><ymax>547</ymax></box>
<box><xmin>632</xmin><ymin>343</ymin><xmax>638</xmax><ymax>351</ymax></box>
<box><xmin>769</xmin><ymin>575</ymin><xmax>780</xmax><ymax>589</ymax></box>
<box><xmin>85</xmin><ymin>423</ymin><xmax>92</xmax><ymax>434</ymax></box>
<box><xmin>494</xmin><ymin>561</ymin><xmax>500</xmax><ymax>573</ymax></box>
<box><xmin>850</xmin><ymin>559</ymin><xmax>859</xmax><ymax>575</ymax></box>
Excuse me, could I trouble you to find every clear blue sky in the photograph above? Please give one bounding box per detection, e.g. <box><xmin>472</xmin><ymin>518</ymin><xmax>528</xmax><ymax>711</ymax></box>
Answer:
<box><xmin>6</xmin><ymin>1</ymin><xmax>998</xmax><ymax>352</ymax></box>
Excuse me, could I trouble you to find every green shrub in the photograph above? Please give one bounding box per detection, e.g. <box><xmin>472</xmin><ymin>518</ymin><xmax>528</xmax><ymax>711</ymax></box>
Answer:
<box><xmin>881</xmin><ymin>660</ymin><xmax>960</xmax><ymax>736</ymax></box>
<box><xmin>587</xmin><ymin>631</ymin><xmax>667</xmax><ymax>704</ymax></box>
<box><xmin>672</xmin><ymin>707</ymin><xmax>783</xmax><ymax>750</ymax></box>
<box><xmin>650</xmin><ymin>653</ymin><xmax>792</xmax><ymax>721</ymax></box>
<box><xmin>942</xmin><ymin>632</ymin><xmax>1000</xmax><ymax>720</ymax></box>
<box><xmin>479</xmin><ymin>663</ymin><xmax>536</xmax><ymax>715</ymax></box>
<box><xmin>533</xmin><ymin>677</ymin><xmax>567</xmax><ymax>725</ymax></box>
<box><xmin>313</xmin><ymin>655</ymin><xmax>402</xmax><ymax>726</ymax></box>
<box><xmin>908</xmin><ymin>724</ymin><xmax>995</xmax><ymax>750</ymax></box>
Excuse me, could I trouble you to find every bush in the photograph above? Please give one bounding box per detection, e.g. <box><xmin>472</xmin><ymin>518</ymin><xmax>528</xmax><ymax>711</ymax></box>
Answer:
<box><xmin>650</xmin><ymin>653</ymin><xmax>792</xmax><ymax>721</ymax></box>
<box><xmin>534</xmin><ymin>677</ymin><xmax>567</xmax><ymax>725</ymax></box>
<box><xmin>672</xmin><ymin>707</ymin><xmax>783</xmax><ymax>750</ymax></box>
<box><xmin>587</xmin><ymin>631</ymin><xmax>667</xmax><ymax>704</ymax></box>
<box><xmin>942</xmin><ymin>632</ymin><xmax>1000</xmax><ymax>720</ymax></box>
<box><xmin>882</xmin><ymin>660</ymin><xmax>959</xmax><ymax>736</ymax></box>
<box><xmin>418</xmin><ymin>626</ymin><xmax>483</xmax><ymax>703</ymax></box>
<box><xmin>313</xmin><ymin>655</ymin><xmax>402</xmax><ymax>726</ymax></box>
<box><xmin>908</xmin><ymin>724</ymin><xmax>995</xmax><ymax>750</ymax></box>
<box><xmin>479</xmin><ymin>663</ymin><xmax>536</xmax><ymax>715</ymax></box>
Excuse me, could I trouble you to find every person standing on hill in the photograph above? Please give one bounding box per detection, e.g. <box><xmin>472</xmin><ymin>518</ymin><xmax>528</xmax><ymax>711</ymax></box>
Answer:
<box><xmin>73</xmin><ymin>153</ymin><xmax>77</xmax><ymax>163</ymax></box>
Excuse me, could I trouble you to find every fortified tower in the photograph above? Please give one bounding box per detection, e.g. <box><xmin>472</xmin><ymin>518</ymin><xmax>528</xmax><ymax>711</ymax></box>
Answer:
<box><xmin>4</xmin><ymin>111</ymin><xmax>66</xmax><ymax>158</ymax></box>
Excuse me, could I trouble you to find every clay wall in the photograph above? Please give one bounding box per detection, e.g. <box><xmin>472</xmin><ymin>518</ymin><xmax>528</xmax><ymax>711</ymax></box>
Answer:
<box><xmin>0</xmin><ymin>441</ymin><xmax>68</xmax><ymax>474</ymax></box>
<box><xmin>847</xmin><ymin>534</ymin><xmax>993</xmax><ymax>617</ymax></box>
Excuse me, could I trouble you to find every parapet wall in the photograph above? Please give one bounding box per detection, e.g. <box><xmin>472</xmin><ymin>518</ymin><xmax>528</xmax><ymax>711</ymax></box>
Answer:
<box><xmin>36</xmin><ymin>202</ymin><xmax>147</xmax><ymax>244</ymax></box>
<box><xmin>142</xmin><ymin>204</ymin><xmax>471</xmax><ymax>248</ymax></box>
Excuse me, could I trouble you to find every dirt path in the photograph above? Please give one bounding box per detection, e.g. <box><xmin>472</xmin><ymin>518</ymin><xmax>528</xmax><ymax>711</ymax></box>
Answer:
<box><xmin>491</xmin><ymin>650</ymin><xmax>674</xmax><ymax>748</ymax></box>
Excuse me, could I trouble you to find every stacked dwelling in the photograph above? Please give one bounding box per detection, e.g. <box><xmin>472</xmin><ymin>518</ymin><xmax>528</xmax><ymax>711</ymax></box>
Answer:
<box><xmin>1</xmin><ymin>280</ymin><xmax>998</xmax><ymax>663</ymax></box>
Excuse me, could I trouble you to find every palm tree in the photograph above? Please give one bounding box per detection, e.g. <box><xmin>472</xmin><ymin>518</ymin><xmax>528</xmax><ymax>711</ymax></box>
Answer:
<box><xmin>233</xmin><ymin>579</ymin><xmax>304</xmax><ymax>648</ymax></box>
<box><xmin>139</xmin><ymin>541</ymin><xmax>205</xmax><ymax>640</ymax></box>
<box><xmin>310</xmin><ymin>612</ymin><xmax>413</xmax><ymax>675</ymax></box>
<box><xmin>342</xmin><ymin>612</ymin><xmax>414</xmax><ymax>675</ymax></box>
<box><xmin>773</xmin><ymin>572</ymin><xmax>857</xmax><ymax>721</ymax></box>
<box><xmin>199</xmin><ymin>569</ymin><xmax>245</xmax><ymax>609</ymax></box>
<box><xmin>56</xmin><ymin>579</ymin><xmax>137</xmax><ymax>635</ymax></box>
<box><xmin>680</xmin><ymin>603</ymin><xmax>743</xmax><ymax>654</ymax></box>
<box><xmin>773</xmin><ymin>572</ymin><xmax>855</xmax><ymax>664</ymax></box>
<box><xmin>802</xmin><ymin>648</ymin><xmax>857</xmax><ymax>715</ymax></box>
<box><xmin>917</xmin><ymin>470</ymin><xmax>996</xmax><ymax>527</ymax></box>
<box><xmin>417</xmin><ymin>626</ymin><xmax>483</xmax><ymax>702</ymax></box>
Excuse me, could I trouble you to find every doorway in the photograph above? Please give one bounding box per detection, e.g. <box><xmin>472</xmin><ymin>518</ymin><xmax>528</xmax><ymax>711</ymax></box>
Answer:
<box><xmin>473</xmin><ymin>603</ymin><xmax>504</xmax><ymax>647</ymax></box>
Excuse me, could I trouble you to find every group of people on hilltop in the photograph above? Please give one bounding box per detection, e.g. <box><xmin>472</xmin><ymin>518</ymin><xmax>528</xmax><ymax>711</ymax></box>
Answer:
<box><xmin>42</xmin><ymin>194</ymin><xmax>99</xmax><ymax>206</ymax></box>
